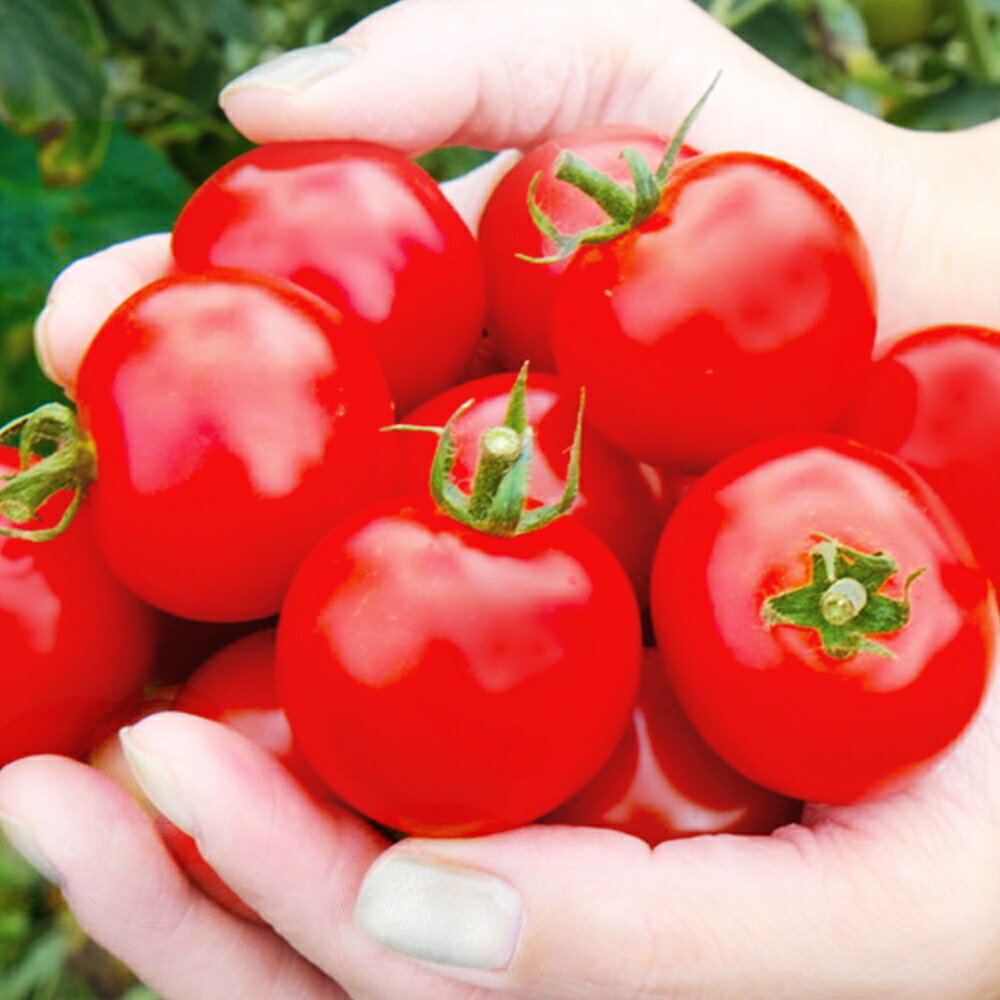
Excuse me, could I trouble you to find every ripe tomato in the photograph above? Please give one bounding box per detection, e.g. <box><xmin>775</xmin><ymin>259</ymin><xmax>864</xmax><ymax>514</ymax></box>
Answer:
<box><xmin>170</xmin><ymin>141</ymin><xmax>486</xmax><ymax>412</ymax></box>
<box><xmin>478</xmin><ymin>126</ymin><xmax>698</xmax><ymax>371</ymax></box>
<box><xmin>277</xmin><ymin>498</ymin><xmax>642</xmax><ymax>837</ymax></box>
<box><xmin>650</xmin><ymin>434</ymin><xmax>995</xmax><ymax>803</ymax></box>
<box><xmin>0</xmin><ymin>448</ymin><xmax>155</xmax><ymax>766</ymax></box>
<box><xmin>397</xmin><ymin>371</ymin><xmax>666</xmax><ymax>602</ymax></box>
<box><xmin>74</xmin><ymin>268</ymin><xmax>398</xmax><ymax>622</ymax></box>
<box><xmin>544</xmin><ymin>648</ymin><xmax>802</xmax><ymax>844</ymax></box>
<box><xmin>551</xmin><ymin>152</ymin><xmax>876</xmax><ymax>470</ymax></box>
<box><xmin>836</xmin><ymin>325</ymin><xmax>1000</xmax><ymax>591</ymax></box>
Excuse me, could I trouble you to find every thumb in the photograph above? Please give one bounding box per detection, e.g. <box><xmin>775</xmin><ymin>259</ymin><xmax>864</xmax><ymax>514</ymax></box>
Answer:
<box><xmin>352</xmin><ymin>804</ymin><xmax>996</xmax><ymax>1000</ymax></box>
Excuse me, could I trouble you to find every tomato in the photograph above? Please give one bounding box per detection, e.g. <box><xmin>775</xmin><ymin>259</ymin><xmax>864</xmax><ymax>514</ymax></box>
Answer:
<box><xmin>836</xmin><ymin>325</ymin><xmax>1000</xmax><ymax>591</ymax></box>
<box><xmin>277</xmin><ymin>497</ymin><xmax>642</xmax><ymax>836</ymax></box>
<box><xmin>853</xmin><ymin>0</ymin><xmax>940</xmax><ymax>48</ymax></box>
<box><xmin>550</xmin><ymin>152</ymin><xmax>877</xmax><ymax>470</ymax></box>
<box><xmin>74</xmin><ymin>268</ymin><xmax>398</xmax><ymax>622</ymax></box>
<box><xmin>170</xmin><ymin>141</ymin><xmax>486</xmax><ymax>412</ymax></box>
<box><xmin>0</xmin><ymin>447</ymin><xmax>155</xmax><ymax>766</ymax></box>
<box><xmin>397</xmin><ymin>371</ymin><xmax>666</xmax><ymax>602</ymax></box>
<box><xmin>650</xmin><ymin>434</ymin><xmax>995</xmax><ymax>803</ymax></box>
<box><xmin>544</xmin><ymin>648</ymin><xmax>802</xmax><ymax>844</ymax></box>
<box><xmin>479</xmin><ymin>126</ymin><xmax>698</xmax><ymax>372</ymax></box>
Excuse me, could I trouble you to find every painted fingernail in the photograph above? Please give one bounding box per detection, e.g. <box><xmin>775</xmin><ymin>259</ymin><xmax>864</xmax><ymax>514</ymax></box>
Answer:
<box><xmin>0</xmin><ymin>811</ymin><xmax>62</xmax><ymax>885</ymax></box>
<box><xmin>119</xmin><ymin>726</ymin><xmax>197</xmax><ymax>836</ymax></box>
<box><xmin>355</xmin><ymin>854</ymin><xmax>523</xmax><ymax>970</ymax></box>
<box><xmin>220</xmin><ymin>42</ymin><xmax>357</xmax><ymax>97</ymax></box>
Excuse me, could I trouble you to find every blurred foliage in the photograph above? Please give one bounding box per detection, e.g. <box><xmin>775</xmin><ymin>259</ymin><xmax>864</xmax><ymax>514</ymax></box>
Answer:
<box><xmin>0</xmin><ymin>0</ymin><xmax>999</xmax><ymax>995</ymax></box>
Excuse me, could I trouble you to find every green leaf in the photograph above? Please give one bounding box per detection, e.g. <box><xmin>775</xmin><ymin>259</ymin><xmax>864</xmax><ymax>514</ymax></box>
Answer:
<box><xmin>888</xmin><ymin>78</ymin><xmax>1000</xmax><ymax>126</ymax></box>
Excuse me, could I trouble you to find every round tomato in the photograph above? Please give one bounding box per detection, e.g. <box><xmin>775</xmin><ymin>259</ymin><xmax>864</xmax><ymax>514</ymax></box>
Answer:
<box><xmin>277</xmin><ymin>498</ymin><xmax>642</xmax><ymax>837</ymax></box>
<box><xmin>650</xmin><ymin>434</ymin><xmax>995</xmax><ymax>803</ymax></box>
<box><xmin>551</xmin><ymin>152</ymin><xmax>877</xmax><ymax>470</ymax></box>
<box><xmin>479</xmin><ymin>126</ymin><xmax>698</xmax><ymax>372</ymax></box>
<box><xmin>74</xmin><ymin>268</ymin><xmax>398</xmax><ymax>622</ymax></box>
<box><xmin>170</xmin><ymin>140</ymin><xmax>485</xmax><ymax>412</ymax></box>
<box><xmin>397</xmin><ymin>371</ymin><xmax>665</xmax><ymax>602</ymax></box>
<box><xmin>0</xmin><ymin>447</ymin><xmax>155</xmax><ymax>766</ymax></box>
<box><xmin>836</xmin><ymin>324</ymin><xmax>1000</xmax><ymax>591</ymax></box>
<box><xmin>544</xmin><ymin>648</ymin><xmax>802</xmax><ymax>844</ymax></box>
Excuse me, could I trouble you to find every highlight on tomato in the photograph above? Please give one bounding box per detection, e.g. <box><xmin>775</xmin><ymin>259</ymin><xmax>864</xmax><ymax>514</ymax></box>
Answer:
<box><xmin>650</xmin><ymin>433</ymin><xmax>995</xmax><ymax>803</ymax></box>
<box><xmin>277</xmin><ymin>368</ymin><xmax>643</xmax><ymax>836</ymax></box>
<box><xmin>171</xmin><ymin>140</ymin><xmax>486</xmax><ymax>412</ymax></box>
<box><xmin>543</xmin><ymin>647</ymin><xmax>803</xmax><ymax>844</ymax></box>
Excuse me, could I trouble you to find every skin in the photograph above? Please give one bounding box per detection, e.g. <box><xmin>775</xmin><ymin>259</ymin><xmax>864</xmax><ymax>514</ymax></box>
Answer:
<box><xmin>4</xmin><ymin>1</ymin><xmax>1000</xmax><ymax>997</ymax></box>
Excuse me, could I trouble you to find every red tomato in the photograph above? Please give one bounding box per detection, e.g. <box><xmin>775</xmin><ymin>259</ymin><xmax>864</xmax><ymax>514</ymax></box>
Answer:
<box><xmin>551</xmin><ymin>152</ymin><xmax>876</xmax><ymax>470</ymax></box>
<box><xmin>0</xmin><ymin>448</ymin><xmax>155</xmax><ymax>766</ymax></box>
<box><xmin>397</xmin><ymin>372</ymin><xmax>666</xmax><ymax>602</ymax></box>
<box><xmin>544</xmin><ymin>648</ymin><xmax>802</xmax><ymax>844</ymax></box>
<box><xmin>837</xmin><ymin>325</ymin><xmax>1000</xmax><ymax>590</ymax></box>
<box><xmin>650</xmin><ymin>434</ymin><xmax>995</xmax><ymax>803</ymax></box>
<box><xmin>75</xmin><ymin>269</ymin><xmax>398</xmax><ymax>622</ymax></box>
<box><xmin>277</xmin><ymin>498</ymin><xmax>642</xmax><ymax>836</ymax></box>
<box><xmin>479</xmin><ymin>127</ymin><xmax>698</xmax><ymax>372</ymax></box>
<box><xmin>171</xmin><ymin>141</ymin><xmax>486</xmax><ymax>412</ymax></box>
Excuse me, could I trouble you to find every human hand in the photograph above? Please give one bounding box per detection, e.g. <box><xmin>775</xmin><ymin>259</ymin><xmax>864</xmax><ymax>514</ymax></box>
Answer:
<box><xmin>9</xmin><ymin>1</ymin><xmax>1000</xmax><ymax>998</ymax></box>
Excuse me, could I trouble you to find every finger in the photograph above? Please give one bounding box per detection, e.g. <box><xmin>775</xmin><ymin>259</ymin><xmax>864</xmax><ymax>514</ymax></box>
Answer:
<box><xmin>0</xmin><ymin>755</ymin><xmax>347</xmax><ymax>1000</ymax></box>
<box><xmin>351</xmin><ymin>682</ymin><xmax>1000</xmax><ymax>1000</ymax></box>
<box><xmin>35</xmin><ymin>232</ymin><xmax>173</xmax><ymax>396</ymax></box>
<box><xmin>439</xmin><ymin>149</ymin><xmax>521</xmax><ymax>233</ymax></box>
<box><xmin>218</xmin><ymin>0</ymin><xmax>884</xmax><ymax>167</ymax></box>
<box><xmin>119</xmin><ymin>711</ymin><xmax>495</xmax><ymax>1000</ymax></box>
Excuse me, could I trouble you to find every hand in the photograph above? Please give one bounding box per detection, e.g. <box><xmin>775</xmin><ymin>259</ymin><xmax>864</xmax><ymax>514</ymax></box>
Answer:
<box><xmin>7</xmin><ymin>2</ymin><xmax>1000</xmax><ymax>998</ymax></box>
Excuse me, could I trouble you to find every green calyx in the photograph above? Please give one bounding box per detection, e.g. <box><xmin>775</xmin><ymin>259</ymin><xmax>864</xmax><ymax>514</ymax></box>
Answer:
<box><xmin>761</xmin><ymin>535</ymin><xmax>925</xmax><ymax>659</ymax></box>
<box><xmin>388</xmin><ymin>363</ymin><xmax>583</xmax><ymax>537</ymax></box>
<box><xmin>520</xmin><ymin>72</ymin><xmax>721</xmax><ymax>264</ymax></box>
<box><xmin>0</xmin><ymin>402</ymin><xmax>96</xmax><ymax>542</ymax></box>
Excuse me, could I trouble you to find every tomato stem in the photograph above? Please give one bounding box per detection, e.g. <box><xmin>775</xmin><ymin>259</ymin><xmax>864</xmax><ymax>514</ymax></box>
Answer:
<box><xmin>519</xmin><ymin>72</ymin><xmax>721</xmax><ymax>264</ymax></box>
<box><xmin>0</xmin><ymin>402</ymin><xmax>96</xmax><ymax>542</ymax></box>
<box><xmin>761</xmin><ymin>535</ymin><xmax>924</xmax><ymax>659</ymax></box>
<box><xmin>387</xmin><ymin>363</ymin><xmax>584</xmax><ymax>536</ymax></box>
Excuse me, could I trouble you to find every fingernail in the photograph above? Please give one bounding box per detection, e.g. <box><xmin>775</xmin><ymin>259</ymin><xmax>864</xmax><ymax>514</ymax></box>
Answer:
<box><xmin>0</xmin><ymin>811</ymin><xmax>62</xmax><ymax>885</ymax></box>
<box><xmin>32</xmin><ymin>304</ymin><xmax>61</xmax><ymax>385</ymax></box>
<box><xmin>221</xmin><ymin>42</ymin><xmax>357</xmax><ymax>97</ymax></box>
<box><xmin>355</xmin><ymin>854</ymin><xmax>523</xmax><ymax>970</ymax></box>
<box><xmin>119</xmin><ymin>726</ymin><xmax>197</xmax><ymax>836</ymax></box>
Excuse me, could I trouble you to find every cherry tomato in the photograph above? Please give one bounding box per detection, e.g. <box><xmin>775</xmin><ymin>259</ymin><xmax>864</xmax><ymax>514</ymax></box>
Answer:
<box><xmin>171</xmin><ymin>141</ymin><xmax>486</xmax><ymax>412</ymax></box>
<box><xmin>837</xmin><ymin>325</ymin><xmax>1000</xmax><ymax>590</ymax></box>
<box><xmin>479</xmin><ymin>126</ymin><xmax>698</xmax><ymax>371</ymax></box>
<box><xmin>0</xmin><ymin>447</ymin><xmax>155</xmax><ymax>766</ymax></box>
<box><xmin>277</xmin><ymin>498</ymin><xmax>642</xmax><ymax>837</ymax></box>
<box><xmin>397</xmin><ymin>371</ymin><xmax>666</xmax><ymax>602</ymax></box>
<box><xmin>650</xmin><ymin>434</ymin><xmax>995</xmax><ymax>803</ymax></box>
<box><xmin>544</xmin><ymin>648</ymin><xmax>802</xmax><ymax>844</ymax></box>
<box><xmin>551</xmin><ymin>152</ymin><xmax>877</xmax><ymax>470</ymax></box>
<box><xmin>75</xmin><ymin>268</ymin><xmax>398</xmax><ymax>622</ymax></box>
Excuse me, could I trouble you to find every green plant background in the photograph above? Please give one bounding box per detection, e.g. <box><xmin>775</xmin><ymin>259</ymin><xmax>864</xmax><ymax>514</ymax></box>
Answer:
<box><xmin>1</xmin><ymin>0</ymin><xmax>999</xmax><ymax>996</ymax></box>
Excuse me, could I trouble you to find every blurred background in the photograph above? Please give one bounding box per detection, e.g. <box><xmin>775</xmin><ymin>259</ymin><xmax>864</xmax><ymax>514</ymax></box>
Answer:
<box><xmin>0</xmin><ymin>0</ymin><xmax>998</xmax><ymax>995</ymax></box>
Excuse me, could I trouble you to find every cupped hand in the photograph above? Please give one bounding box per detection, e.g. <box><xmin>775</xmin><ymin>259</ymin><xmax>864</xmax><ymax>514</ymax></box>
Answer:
<box><xmin>9</xmin><ymin>2</ymin><xmax>1000</xmax><ymax>998</ymax></box>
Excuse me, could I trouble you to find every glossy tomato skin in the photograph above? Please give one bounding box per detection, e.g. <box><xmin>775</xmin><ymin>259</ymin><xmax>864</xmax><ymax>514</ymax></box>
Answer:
<box><xmin>171</xmin><ymin>140</ymin><xmax>486</xmax><ymax>412</ymax></box>
<box><xmin>0</xmin><ymin>449</ymin><xmax>155</xmax><ymax>766</ymax></box>
<box><xmin>398</xmin><ymin>372</ymin><xmax>666</xmax><ymax>602</ymax></box>
<box><xmin>650</xmin><ymin>434</ymin><xmax>995</xmax><ymax>803</ymax></box>
<box><xmin>544</xmin><ymin>648</ymin><xmax>802</xmax><ymax>844</ymax></box>
<box><xmin>552</xmin><ymin>153</ymin><xmax>877</xmax><ymax>470</ymax></box>
<box><xmin>277</xmin><ymin>499</ymin><xmax>642</xmax><ymax>837</ymax></box>
<box><xmin>479</xmin><ymin>127</ymin><xmax>698</xmax><ymax>372</ymax></box>
<box><xmin>75</xmin><ymin>269</ymin><xmax>398</xmax><ymax>622</ymax></box>
<box><xmin>836</xmin><ymin>325</ymin><xmax>1000</xmax><ymax>590</ymax></box>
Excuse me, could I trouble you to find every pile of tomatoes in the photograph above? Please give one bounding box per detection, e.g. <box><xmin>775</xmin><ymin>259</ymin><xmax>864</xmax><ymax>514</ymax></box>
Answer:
<box><xmin>2</xmin><ymin>118</ymin><xmax>998</xmax><ymax>920</ymax></box>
